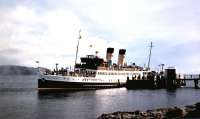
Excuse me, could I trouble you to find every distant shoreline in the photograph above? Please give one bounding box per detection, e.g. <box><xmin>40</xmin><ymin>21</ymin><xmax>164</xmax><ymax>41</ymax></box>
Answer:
<box><xmin>0</xmin><ymin>65</ymin><xmax>38</xmax><ymax>75</ymax></box>
<box><xmin>98</xmin><ymin>102</ymin><xmax>200</xmax><ymax>119</ymax></box>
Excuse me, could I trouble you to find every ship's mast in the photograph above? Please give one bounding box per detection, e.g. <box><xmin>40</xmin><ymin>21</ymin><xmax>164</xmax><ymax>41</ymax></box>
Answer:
<box><xmin>147</xmin><ymin>41</ymin><xmax>153</xmax><ymax>71</ymax></box>
<box><xmin>74</xmin><ymin>29</ymin><xmax>81</xmax><ymax>71</ymax></box>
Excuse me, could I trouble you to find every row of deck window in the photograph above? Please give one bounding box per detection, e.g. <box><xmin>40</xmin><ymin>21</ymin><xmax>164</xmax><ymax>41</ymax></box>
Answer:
<box><xmin>97</xmin><ymin>72</ymin><xmax>144</xmax><ymax>76</ymax></box>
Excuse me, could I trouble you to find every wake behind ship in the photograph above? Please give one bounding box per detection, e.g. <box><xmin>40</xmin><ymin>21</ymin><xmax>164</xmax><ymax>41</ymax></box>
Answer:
<box><xmin>38</xmin><ymin>47</ymin><xmax>150</xmax><ymax>91</ymax></box>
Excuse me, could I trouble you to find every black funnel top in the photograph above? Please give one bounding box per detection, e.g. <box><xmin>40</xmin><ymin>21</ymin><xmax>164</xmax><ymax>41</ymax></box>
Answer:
<box><xmin>119</xmin><ymin>49</ymin><xmax>126</xmax><ymax>54</ymax></box>
<box><xmin>107</xmin><ymin>48</ymin><xmax>114</xmax><ymax>53</ymax></box>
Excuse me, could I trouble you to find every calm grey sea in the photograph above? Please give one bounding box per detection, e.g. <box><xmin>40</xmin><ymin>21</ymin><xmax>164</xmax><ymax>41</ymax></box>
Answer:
<box><xmin>0</xmin><ymin>75</ymin><xmax>200</xmax><ymax>119</ymax></box>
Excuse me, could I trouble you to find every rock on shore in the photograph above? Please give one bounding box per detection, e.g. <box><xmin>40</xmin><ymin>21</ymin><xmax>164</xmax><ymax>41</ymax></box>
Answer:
<box><xmin>98</xmin><ymin>102</ymin><xmax>200</xmax><ymax>119</ymax></box>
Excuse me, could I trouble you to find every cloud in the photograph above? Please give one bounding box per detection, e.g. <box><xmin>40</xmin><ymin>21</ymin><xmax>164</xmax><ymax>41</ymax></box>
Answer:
<box><xmin>0</xmin><ymin>5</ymin><xmax>111</xmax><ymax>69</ymax></box>
<box><xmin>0</xmin><ymin>0</ymin><xmax>200</xmax><ymax>73</ymax></box>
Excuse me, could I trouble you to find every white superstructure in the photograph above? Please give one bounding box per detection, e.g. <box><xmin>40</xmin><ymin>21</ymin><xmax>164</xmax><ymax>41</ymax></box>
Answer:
<box><xmin>38</xmin><ymin>47</ymin><xmax>150</xmax><ymax>90</ymax></box>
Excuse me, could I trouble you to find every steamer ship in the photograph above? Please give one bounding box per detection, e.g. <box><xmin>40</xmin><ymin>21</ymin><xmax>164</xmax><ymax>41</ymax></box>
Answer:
<box><xmin>38</xmin><ymin>31</ymin><xmax>150</xmax><ymax>91</ymax></box>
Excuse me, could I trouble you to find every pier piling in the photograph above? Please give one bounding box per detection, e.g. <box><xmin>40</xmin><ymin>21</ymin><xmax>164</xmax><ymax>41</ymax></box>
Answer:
<box><xmin>194</xmin><ymin>80</ymin><xmax>199</xmax><ymax>89</ymax></box>
<box><xmin>126</xmin><ymin>67</ymin><xmax>200</xmax><ymax>89</ymax></box>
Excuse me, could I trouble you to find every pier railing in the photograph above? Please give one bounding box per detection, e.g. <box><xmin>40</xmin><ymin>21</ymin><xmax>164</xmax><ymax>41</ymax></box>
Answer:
<box><xmin>175</xmin><ymin>73</ymin><xmax>200</xmax><ymax>88</ymax></box>
<box><xmin>177</xmin><ymin>74</ymin><xmax>200</xmax><ymax>80</ymax></box>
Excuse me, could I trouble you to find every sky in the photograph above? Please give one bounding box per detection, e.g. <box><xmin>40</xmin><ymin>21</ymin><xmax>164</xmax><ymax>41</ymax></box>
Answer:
<box><xmin>0</xmin><ymin>0</ymin><xmax>200</xmax><ymax>73</ymax></box>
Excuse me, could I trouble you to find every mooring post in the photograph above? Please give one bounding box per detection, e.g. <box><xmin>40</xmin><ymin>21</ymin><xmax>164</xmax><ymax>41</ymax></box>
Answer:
<box><xmin>194</xmin><ymin>80</ymin><xmax>199</xmax><ymax>89</ymax></box>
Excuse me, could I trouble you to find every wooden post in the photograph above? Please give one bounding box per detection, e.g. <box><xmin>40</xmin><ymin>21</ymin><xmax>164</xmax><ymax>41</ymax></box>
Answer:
<box><xmin>194</xmin><ymin>80</ymin><xmax>199</xmax><ymax>89</ymax></box>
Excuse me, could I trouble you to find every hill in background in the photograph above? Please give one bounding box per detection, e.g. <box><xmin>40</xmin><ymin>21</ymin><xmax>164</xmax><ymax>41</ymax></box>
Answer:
<box><xmin>0</xmin><ymin>65</ymin><xmax>38</xmax><ymax>75</ymax></box>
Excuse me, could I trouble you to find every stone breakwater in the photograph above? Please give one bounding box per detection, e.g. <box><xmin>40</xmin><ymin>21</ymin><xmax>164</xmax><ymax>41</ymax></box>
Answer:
<box><xmin>98</xmin><ymin>102</ymin><xmax>200</xmax><ymax>119</ymax></box>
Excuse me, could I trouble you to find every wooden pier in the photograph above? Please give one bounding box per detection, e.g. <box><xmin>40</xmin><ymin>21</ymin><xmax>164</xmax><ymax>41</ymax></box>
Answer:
<box><xmin>177</xmin><ymin>78</ymin><xmax>200</xmax><ymax>89</ymax></box>
<box><xmin>126</xmin><ymin>69</ymin><xmax>200</xmax><ymax>89</ymax></box>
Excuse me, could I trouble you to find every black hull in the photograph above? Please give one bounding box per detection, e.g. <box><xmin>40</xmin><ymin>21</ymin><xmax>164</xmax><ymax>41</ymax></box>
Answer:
<box><xmin>126</xmin><ymin>79</ymin><xmax>156</xmax><ymax>89</ymax></box>
<box><xmin>38</xmin><ymin>79</ymin><xmax>124</xmax><ymax>91</ymax></box>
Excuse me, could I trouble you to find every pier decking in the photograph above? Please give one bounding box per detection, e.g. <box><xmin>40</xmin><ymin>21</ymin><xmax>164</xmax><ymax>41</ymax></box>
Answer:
<box><xmin>126</xmin><ymin>69</ymin><xmax>200</xmax><ymax>89</ymax></box>
<box><xmin>177</xmin><ymin>74</ymin><xmax>200</xmax><ymax>88</ymax></box>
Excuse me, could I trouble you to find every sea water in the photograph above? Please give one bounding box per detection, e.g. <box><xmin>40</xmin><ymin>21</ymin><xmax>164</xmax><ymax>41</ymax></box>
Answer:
<box><xmin>0</xmin><ymin>75</ymin><xmax>200</xmax><ymax>119</ymax></box>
